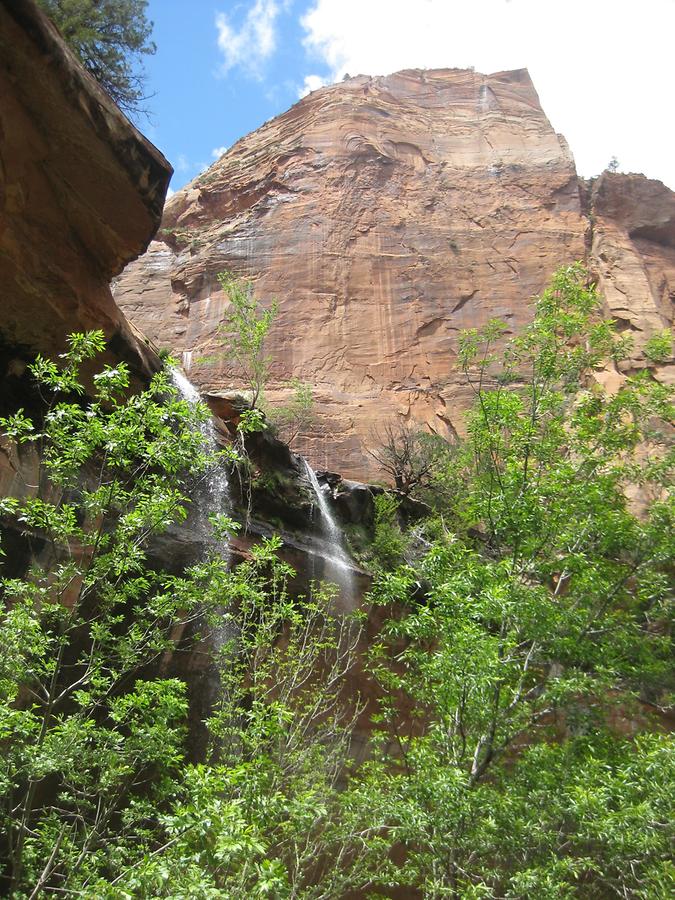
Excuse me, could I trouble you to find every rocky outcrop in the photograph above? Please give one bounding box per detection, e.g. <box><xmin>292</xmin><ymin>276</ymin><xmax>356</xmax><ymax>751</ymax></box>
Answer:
<box><xmin>0</xmin><ymin>0</ymin><xmax>172</xmax><ymax>612</ymax></box>
<box><xmin>113</xmin><ymin>68</ymin><xmax>586</xmax><ymax>478</ymax></box>
<box><xmin>0</xmin><ymin>0</ymin><xmax>172</xmax><ymax>406</ymax></box>
<box><xmin>588</xmin><ymin>172</ymin><xmax>675</xmax><ymax>387</ymax></box>
<box><xmin>114</xmin><ymin>68</ymin><xmax>674</xmax><ymax>480</ymax></box>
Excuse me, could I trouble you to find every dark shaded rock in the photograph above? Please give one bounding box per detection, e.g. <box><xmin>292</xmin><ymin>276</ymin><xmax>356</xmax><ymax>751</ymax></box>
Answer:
<box><xmin>335</xmin><ymin>479</ymin><xmax>376</xmax><ymax>525</ymax></box>
<box><xmin>592</xmin><ymin>172</ymin><xmax>675</xmax><ymax>248</ymax></box>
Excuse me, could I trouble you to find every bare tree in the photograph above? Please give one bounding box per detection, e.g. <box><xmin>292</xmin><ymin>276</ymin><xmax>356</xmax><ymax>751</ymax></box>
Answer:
<box><xmin>367</xmin><ymin>421</ymin><xmax>448</xmax><ymax>495</ymax></box>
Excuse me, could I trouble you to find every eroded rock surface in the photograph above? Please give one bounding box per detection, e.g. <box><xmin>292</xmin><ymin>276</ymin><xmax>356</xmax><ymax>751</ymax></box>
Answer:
<box><xmin>588</xmin><ymin>172</ymin><xmax>675</xmax><ymax>387</ymax></box>
<box><xmin>114</xmin><ymin>67</ymin><xmax>673</xmax><ymax>480</ymax></box>
<box><xmin>0</xmin><ymin>0</ymin><xmax>171</xmax><ymax>399</ymax></box>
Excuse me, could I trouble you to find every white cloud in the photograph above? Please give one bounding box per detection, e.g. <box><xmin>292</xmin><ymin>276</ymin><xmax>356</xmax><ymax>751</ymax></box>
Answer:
<box><xmin>300</xmin><ymin>0</ymin><xmax>675</xmax><ymax>189</ymax></box>
<box><xmin>212</xmin><ymin>145</ymin><xmax>228</xmax><ymax>159</ymax></box>
<box><xmin>216</xmin><ymin>1</ymin><xmax>282</xmax><ymax>78</ymax></box>
<box><xmin>175</xmin><ymin>153</ymin><xmax>190</xmax><ymax>173</ymax></box>
<box><xmin>166</xmin><ymin>186</ymin><xmax>175</xmax><ymax>199</ymax></box>
<box><xmin>298</xmin><ymin>73</ymin><xmax>328</xmax><ymax>98</ymax></box>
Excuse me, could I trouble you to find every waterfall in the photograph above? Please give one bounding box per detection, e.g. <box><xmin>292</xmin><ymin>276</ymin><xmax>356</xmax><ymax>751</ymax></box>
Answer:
<box><xmin>170</xmin><ymin>367</ymin><xmax>231</xmax><ymax>555</ymax></box>
<box><xmin>170</xmin><ymin>366</ymin><xmax>235</xmax><ymax>707</ymax></box>
<box><xmin>304</xmin><ymin>460</ymin><xmax>355</xmax><ymax>604</ymax></box>
<box><xmin>171</xmin><ymin>365</ymin><xmax>200</xmax><ymax>403</ymax></box>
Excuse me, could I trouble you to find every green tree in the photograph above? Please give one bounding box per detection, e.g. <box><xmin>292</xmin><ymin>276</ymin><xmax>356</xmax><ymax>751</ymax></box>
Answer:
<box><xmin>212</xmin><ymin>271</ymin><xmax>278</xmax><ymax>409</ymax></box>
<box><xmin>0</xmin><ymin>332</ymin><xmax>369</xmax><ymax>897</ymax></box>
<box><xmin>0</xmin><ymin>332</ymin><xmax>234</xmax><ymax>894</ymax></box>
<box><xmin>105</xmin><ymin>540</ymin><xmax>371</xmax><ymax>899</ymax></box>
<box><xmin>354</xmin><ymin>264</ymin><xmax>674</xmax><ymax>897</ymax></box>
<box><xmin>36</xmin><ymin>0</ymin><xmax>155</xmax><ymax>116</ymax></box>
<box><xmin>368</xmin><ymin>492</ymin><xmax>406</xmax><ymax>572</ymax></box>
<box><xmin>267</xmin><ymin>379</ymin><xmax>315</xmax><ymax>448</ymax></box>
<box><xmin>644</xmin><ymin>329</ymin><xmax>672</xmax><ymax>364</ymax></box>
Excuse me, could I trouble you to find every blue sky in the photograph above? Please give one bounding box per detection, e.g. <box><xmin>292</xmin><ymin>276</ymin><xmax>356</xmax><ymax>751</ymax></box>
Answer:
<box><xmin>143</xmin><ymin>1</ymin><xmax>316</xmax><ymax>190</ymax></box>
<box><xmin>142</xmin><ymin>1</ymin><xmax>675</xmax><ymax>194</ymax></box>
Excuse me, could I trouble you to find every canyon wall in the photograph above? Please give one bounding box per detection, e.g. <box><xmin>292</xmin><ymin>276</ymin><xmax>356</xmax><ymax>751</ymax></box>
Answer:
<box><xmin>586</xmin><ymin>173</ymin><xmax>675</xmax><ymax>392</ymax></box>
<box><xmin>0</xmin><ymin>0</ymin><xmax>173</xmax><ymax>527</ymax></box>
<box><xmin>0</xmin><ymin>0</ymin><xmax>171</xmax><ymax>418</ymax></box>
<box><xmin>114</xmin><ymin>67</ymin><xmax>674</xmax><ymax>480</ymax></box>
<box><xmin>0</xmin><ymin>0</ymin><xmax>372</xmax><ymax>660</ymax></box>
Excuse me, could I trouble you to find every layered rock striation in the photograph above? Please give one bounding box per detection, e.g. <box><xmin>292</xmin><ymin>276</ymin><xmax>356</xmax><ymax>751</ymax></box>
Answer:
<box><xmin>114</xmin><ymin>68</ymin><xmax>674</xmax><ymax>479</ymax></box>
<box><xmin>586</xmin><ymin>172</ymin><xmax>675</xmax><ymax>389</ymax></box>
<box><xmin>0</xmin><ymin>0</ymin><xmax>171</xmax><ymax>410</ymax></box>
<box><xmin>0</xmin><ymin>0</ymin><xmax>173</xmax><ymax>544</ymax></box>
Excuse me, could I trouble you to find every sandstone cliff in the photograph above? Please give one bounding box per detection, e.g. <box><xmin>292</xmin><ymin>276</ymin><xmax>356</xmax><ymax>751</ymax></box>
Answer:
<box><xmin>0</xmin><ymin>0</ymin><xmax>171</xmax><ymax>414</ymax></box>
<box><xmin>0</xmin><ymin>0</ymin><xmax>175</xmax><ymax>553</ymax></box>
<box><xmin>114</xmin><ymin>67</ymin><xmax>673</xmax><ymax>481</ymax></box>
<box><xmin>587</xmin><ymin>172</ymin><xmax>675</xmax><ymax>389</ymax></box>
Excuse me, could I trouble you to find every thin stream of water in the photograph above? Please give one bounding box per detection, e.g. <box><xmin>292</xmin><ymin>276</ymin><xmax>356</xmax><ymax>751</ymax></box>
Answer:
<box><xmin>170</xmin><ymin>367</ymin><xmax>231</xmax><ymax>555</ymax></box>
<box><xmin>170</xmin><ymin>367</ymin><xmax>236</xmax><ymax>698</ymax></box>
<box><xmin>304</xmin><ymin>459</ymin><xmax>355</xmax><ymax>603</ymax></box>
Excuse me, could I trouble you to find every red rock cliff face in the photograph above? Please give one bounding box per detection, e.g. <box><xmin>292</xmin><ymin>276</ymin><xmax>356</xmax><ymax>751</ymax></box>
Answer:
<box><xmin>0</xmin><ymin>0</ymin><xmax>171</xmax><ymax>392</ymax></box>
<box><xmin>0</xmin><ymin>0</ymin><xmax>172</xmax><ymax>502</ymax></box>
<box><xmin>587</xmin><ymin>172</ymin><xmax>675</xmax><ymax>388</ymax></box>
<box><xmin>113</xmin><ymin>68</ymin><xmax>673</xmax><ymax>479</ymax></box>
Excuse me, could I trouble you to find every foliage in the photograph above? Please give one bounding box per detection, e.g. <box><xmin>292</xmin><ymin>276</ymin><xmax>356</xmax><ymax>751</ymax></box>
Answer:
<box><xmin>644</xmin><ymin>328</ymin><xmax>672</xmax><ymax>364</ymax></box>
<box><xmin>0</xmin><ymin>332</ymin><xmax>232</xmax><ymax>895</ymax></box>
<box><xmin>211</xmin><ymin>271</ymin><xmax>278</xmax><ymax>409</ymax></box>
<box><xmin>354</xmin><ymin>729</ymin><xmax>674</xmax><ymax>898</ymax></box>
<box><xmin>368</xmin><ymin>493</ymin><xmax>406</xmax><ymax>572</ymax></box>
<box><xmin>354</xmin><ymin>263</ymin><xmax>674</xmax><ymax>896</ymax></box>
<box><xmin>89</xmin><ymin>539</ymin><xmax>369</xmax><ymax>899</ymax></box>
<box><xmin>36</xmin><ymin>0</ymin><xmax>155</xmax><ymax>116</ymax></box>
<box><xmin>205</xmin><ymin>275</ymin><xmax>314</xmax><ymax>446</ymax></box>
<box><xmin>484</xmin><ymin>732</ymin><xmax>675</xmax><ymax>897</ymax></box>
<box><xmin>237</xmin><ymin>407</ymin><xmax>268</xmax><ymax>435</ymax></box>
<box><xmin>267</xmin><ymin>379</ymin><xmax>315</xmax><ymax>448</ymax></box>
<box><xmin>0</xmin><ymin>334</ymin><xmax>368</xmax><ymax>896</ymax></box>
<box><xmin>1</xmin><ymin>263</ymin><xmax>673</xmax><ymax>897</ymax></box>
<box><xmin>606</xmin><ymin>156</ymin><xmax>620</xmax><ymax>173</ymax></box>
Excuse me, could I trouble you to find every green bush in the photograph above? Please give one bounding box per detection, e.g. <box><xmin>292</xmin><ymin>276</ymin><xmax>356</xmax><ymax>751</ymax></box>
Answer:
<box><xmin>644</xmin><ymin>329</ymin><xmax>672</xmax><ymax>363</ymax></box>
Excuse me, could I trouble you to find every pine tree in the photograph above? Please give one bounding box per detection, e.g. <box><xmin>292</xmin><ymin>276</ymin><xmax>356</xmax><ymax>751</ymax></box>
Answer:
<box><xmin>36</xmin><ymin>0</ymin><xmax>155</xmax><ymax>116</ymax></box>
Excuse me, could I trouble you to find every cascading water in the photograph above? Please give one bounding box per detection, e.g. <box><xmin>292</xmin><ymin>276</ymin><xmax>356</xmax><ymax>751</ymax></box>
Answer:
<box><xmin>170</xmin><ymin>366</ymin><xmax>235</xmax><ymax>707</ymax></box>
<box><xmin>170</xmin><ymin>367</ymin><xmax>231</xmax><ymax>557</ymax></box>
<box><xmin>304</xmin><ymin>460</ymin><xmax>355</xmax><ymax>605</ymax></box>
